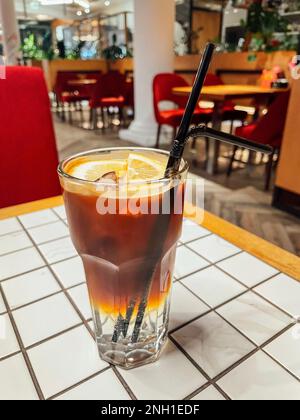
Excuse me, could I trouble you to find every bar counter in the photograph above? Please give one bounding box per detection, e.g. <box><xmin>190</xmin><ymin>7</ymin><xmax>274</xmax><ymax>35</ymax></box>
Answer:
<box><xmin>0</xmin><ymin>196</ymin><xmax>299</xmax><ymax>400</ymax></box>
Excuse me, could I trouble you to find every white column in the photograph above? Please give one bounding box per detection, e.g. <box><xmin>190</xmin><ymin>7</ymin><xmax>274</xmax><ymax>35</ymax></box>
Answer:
<box><xmin>0</xmin><ymin>0</ymin><xmax>21</xmax><ymax>65</ymax></box>
<box><xmin>120</xmin><ymin>0</ymin><xmax>175</xmax><ymax>147</ymax></box>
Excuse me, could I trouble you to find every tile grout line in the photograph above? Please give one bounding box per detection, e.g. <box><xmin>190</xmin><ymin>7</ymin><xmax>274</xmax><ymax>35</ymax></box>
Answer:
<box><xmin>6</xmin><ymin>281</ymin><xmax>87</xmax><ymax>313</ymax></box>
<box><xmin>0</xmin><ymin>350</ymin><xmax>22</xmax><ymax>363</ymax></box>
<box><xmin>0</xmin><ymin>265</ymin><xmax>47</xmax><ymax>284</ymax></box>
<box><xmin>261</xmin><ymin>347</ymin><xmax>300</xmax><ymax>383</ymax></box>
<box><xmin>0</xmin><ymin>244</ymin><xmax>37</xmax><ymax>259</ymax></box>
<box><xmin>185</xmin><ymin>242</ymin><xmax>244</xmax><ymax>266</ymax></box>
<box><xmin>169</xmin><ymin>285</ymin><xmax>249</xmax><ymax>335</ymax></box>
<box><xmin>24</xmin><ymin>323</ymin><xmax>85</xmax><ymax>351</ymax></box>
<box><xmin>30</xmin><ymin>234</ymin><xmax>70</xmax><ymax>247</ymax></box>
<box><xmin>47</xmin><ymin>366</ymin><xmax>112</xmax><ymax>400</ymax></box>
<box><xmin>180</xmin><ymin>232</ymin><xmax>213</xmax><ymax>246</ymax></box>
<box><xmin>112</xmin><ymin>366</ymin><xmax>137</xmax><ymax>401</ymax></box>
<box><xmin>0</xmin><ymin>284</ymin><xmax>45</xmax><ymax>400</ymax></box>
<box><xmin>0</xmin><ymin>228</ymin><xmax>24</xmax><ymax>239</ymax></box>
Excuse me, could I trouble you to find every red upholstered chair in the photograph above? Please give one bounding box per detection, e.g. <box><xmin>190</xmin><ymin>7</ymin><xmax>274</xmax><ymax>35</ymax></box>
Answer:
<box><xmin>203</xmin><ymin>73</ymin><xmax>248</xmax><ymax>127</ymax></box>
<box><xmin>54</xmin><ymin>71</ymin><xmax>102</xmax><ymax>122</ymax></box>
<box><xmin>89</xmin><ymin>71</ymin><xmax>127</xmax><ymax>129</ymax></box>
<box><xmin>153</xmin><ymin>73</ymin><xmax>213</xmax><ymax>148</ymax></box>
<box><xmin>227</xmin><ymin>91</ymin><xmax>290</xmax><ymax>191</ymax></box>
<box><xmin>0</xmin><ymin>66</ymin><xmax>61</xmax><ymax>208</ymax></box>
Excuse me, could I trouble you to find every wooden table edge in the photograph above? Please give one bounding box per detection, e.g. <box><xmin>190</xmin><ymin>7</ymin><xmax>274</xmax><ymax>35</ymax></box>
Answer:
<box><xmin>0</xmin><ymin>196</ymin><xmax>299</xmax><ymax>281</ymax></box>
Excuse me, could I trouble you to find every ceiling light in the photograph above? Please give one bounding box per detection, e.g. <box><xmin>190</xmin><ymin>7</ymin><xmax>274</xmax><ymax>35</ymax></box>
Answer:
<box><xmin>76</xmin><ymin>10</ymin><xmax>82</xmax><ymax>16</ymax></box>
<box><xmin>104</xmin><ymin>0</ymin><xmax>111</xmax><ymax>6</ymax></box>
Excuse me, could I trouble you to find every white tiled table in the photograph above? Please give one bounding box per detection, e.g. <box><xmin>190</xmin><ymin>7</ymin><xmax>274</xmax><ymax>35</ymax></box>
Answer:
<box><xmin>0</xmin><ymin>205</ymin><xmax>300</xmax><ymax>400</ymax></box>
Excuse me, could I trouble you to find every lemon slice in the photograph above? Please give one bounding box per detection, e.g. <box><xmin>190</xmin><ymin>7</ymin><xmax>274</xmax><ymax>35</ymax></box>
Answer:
<box><xmin>127</xmin><ymin>152</ymin><xmax>166</xmax><ymax>181</ymax></box>
<box><xmin>69</xmin><ymin>159</ymin><xmax>128</xmax><ymax>182</ymax></box>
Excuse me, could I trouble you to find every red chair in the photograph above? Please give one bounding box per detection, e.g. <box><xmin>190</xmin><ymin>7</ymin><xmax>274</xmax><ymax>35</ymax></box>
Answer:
<box><xmin>153</xmin><ymin>73</ymin><xmax>213</xmax><ymax>148</ymax></box>
<box><xmin>54</xmin><ymin>71</ymin><xmax>102</xmax><ymax>122</ymax></box>
<box><xmin>89</xmin><ymin>71</ymin><xmax>127</xmax><ymax>129</ymax></box>
<box><xmin>0</xmin><ymin>66</ymin><xmax>61</xmax><ymax>208</ymax></box>
<box><xmin>204</xmin><ymin>73</ymin><xmax>248</xmax><ymax>128</ymax></box>
<box><xmin>227</xmin><ymin>91</ymin><xmax>290</xmax><ymax>190</ymax></box>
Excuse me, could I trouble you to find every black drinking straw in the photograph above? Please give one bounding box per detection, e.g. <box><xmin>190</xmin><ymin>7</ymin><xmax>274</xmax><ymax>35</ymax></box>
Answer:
<box><xmin>165</xmin><ymin>43</ymin><xmax>216</xmax><ymax>176</ymax></box>
<box><xmin>128</xmin><ymin>44</ymin><xmax>217</xmax><ymax>344</ymax></box>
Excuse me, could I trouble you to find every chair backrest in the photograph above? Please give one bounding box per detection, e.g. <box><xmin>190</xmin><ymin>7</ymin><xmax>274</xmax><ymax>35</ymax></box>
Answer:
<box><xmin>153</xmin><ymin>73</ymin><xmax>189</xmax><ymax>122</ymax></box>
<box><xmin>90</xmin><ymin>71</ymin><xmax>126</xmax><ymax>106</ymax></box>
<box><xmin>124</xmin><ymin>79</ymin><xmax>134</xmax><ymax>108</ymax></box>
<box><xmin>249</xmin><ymin>91</ymin><xmax>290</xmax><ymax>147</ymax></box>
<box><xmin>204</xmin><ymin>73</ymin><xmax>224</xmax><ymax>86</ymax></box>
<box><xmin>55</xmin><ymin>70</ymin><xmax>102</xmax><ymax>99</ymax></box>
<box><xmin>0</xmin><ymin>66</ymin><xmax>61</xmax><ymax>208</ymax></box>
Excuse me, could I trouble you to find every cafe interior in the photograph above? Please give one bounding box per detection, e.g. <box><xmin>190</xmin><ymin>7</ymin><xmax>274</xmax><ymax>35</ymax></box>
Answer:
<box><xmin>1</xmin><ymin>0</ymin><xmax>300</xmax><ymax>401</ymax></box>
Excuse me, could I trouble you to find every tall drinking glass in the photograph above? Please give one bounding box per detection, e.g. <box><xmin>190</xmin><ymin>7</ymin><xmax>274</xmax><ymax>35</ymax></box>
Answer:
<box><xmin>58</xmin><ymin>148</ymin><xmax>188</xmax><ymax>369</ymax></box>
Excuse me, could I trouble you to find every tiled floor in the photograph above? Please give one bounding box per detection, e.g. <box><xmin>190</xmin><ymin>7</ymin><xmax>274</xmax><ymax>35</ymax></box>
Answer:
<box><xmin>0</xmin><ymin>208</ymin><xmax>300</xmax><ymax>400</ymax></box>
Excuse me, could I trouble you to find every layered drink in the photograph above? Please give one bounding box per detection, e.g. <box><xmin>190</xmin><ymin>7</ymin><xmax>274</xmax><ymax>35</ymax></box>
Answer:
<box><xmin>58</xmin><ymin>148</ymin><xmax>188</xmax><ymax>369</ymax></box>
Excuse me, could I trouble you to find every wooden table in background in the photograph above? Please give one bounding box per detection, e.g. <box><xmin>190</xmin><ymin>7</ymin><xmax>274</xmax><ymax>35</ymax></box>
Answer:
<box><xmin>67</xmin><ymin>79</ymin><xmax>98</xmax><ymax>87</ymax></box>
<box><xmin>173</xmin><ymin>85</ymin><xmax>289</xmax><ymax>175</ymax></box>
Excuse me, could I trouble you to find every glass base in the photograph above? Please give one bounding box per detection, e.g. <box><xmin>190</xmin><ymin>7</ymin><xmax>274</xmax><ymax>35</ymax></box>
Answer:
<box><xmin>96</xmin><ymin>330</ymin><xmax>168</xmax><ymax>370</ymax></box>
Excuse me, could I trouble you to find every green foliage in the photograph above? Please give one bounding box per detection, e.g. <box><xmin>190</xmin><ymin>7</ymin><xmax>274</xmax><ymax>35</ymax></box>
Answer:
<box><xmin>21</xmin><ymin>33</ymin><xmax>56</xmax><ymax>60</ymax></box>
<box><xmin>245</xmin><ymin>2</ymin><xmax>295</xmax><ymax>52</ymax></box>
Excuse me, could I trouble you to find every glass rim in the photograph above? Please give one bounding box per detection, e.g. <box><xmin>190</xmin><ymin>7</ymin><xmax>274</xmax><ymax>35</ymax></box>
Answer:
<box><xmin>58</xmin><ymin>147</ymin><xmax>189</xmax><ymax>186</ymax></box>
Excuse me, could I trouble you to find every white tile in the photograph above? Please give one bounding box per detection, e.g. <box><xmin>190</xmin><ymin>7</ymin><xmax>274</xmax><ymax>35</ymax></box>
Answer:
<box><xmin>0</xmin><ymin>295</ymin><xmax>6</xmax><ymax>314</ymax></box>
<box><xmin>118</xmin><ymin>341</ymin><xmax>207</xmax><ymax>400</ymax></box>
<box><xmin>13</xmin><ymin>293</ymin><xmax>81</xmax><ymax>347</ymax></box>
<box><xmin>0</xmin><ymin>314</ymin><xmax>19</xmax><ymax>358</ymax></box>
<box><xmin>265</xmin><ymin>326</ymin><xmax>300</xmax><ymax>379</ymax></box>
<box><xmin>38</xmin><ymin>237</ymin><xmax>77</xmax><ymax>264</ymax></box>
<box><xmin>255</xmin><ymin>273</ymin><xmax>300</xmax><ymax>317</ymax></box>
<box><xmin>19</xmin><ymin>209</ymin><xmax>58</xmax><ymax>229</ymax></box>
<box><xmin>2</xmin><ymin>268</ymin><xmax>60</xmax><ymax>310</ymax></box>
<box><xmin>0</xmin><ymin>248</ymin><xmax>45</xmax><ymax>281</ymax></box>
<box><xmin>28</xmin><ymin>325</ymin><xmax>108</xmax><ymax>399</ymax></box>
<box><xmin>68</xmin><ymin>284</ymin><xmax>92</xmax><ymax>320</ymax></box>
<box><xmin>0</xmin><ymin>231</ymin><xmax>32</xmax><ymax>256</ymax></box>
<box><xmin>28</xmin><ymin>221</ymin><xmax>69</xmax><ymax>245</ymax></box>
<box><xmin>217</xmin><ymin>253</ymin><xmax>278</xmax><ymax>288</ymax></box>
<box><xmin>192</xmin><ymin>386</ymin><xmax>226</xmax><ymax>401</ymax></box>
<box><xmin>51</xmin><ymin>257</ymin><xmax>85</xmax><ymax>289</ymax></box>
<box><xmin>0</xmin><ymin>218</ymin><xmax>22</xmax><ymax>236</ymax></box>
<box><xmin>180</xmin><ymin>219</ymin><xmax>211</xmax><ymax>244</ymax></box>
<box><xmin>217</xmin><ymin>292</ymin><xmax>291</xmax><ymax>346</ymax></box>
<box><xmin>181</xmin><ymin>266</ymin><xmax>246</xmax><ymax>308</ymax></box>
<box><xmin>169</xmin><ymin>282</ymin><xmax>209</xmax><ymax>331</ymax></box>
<box><xmin>52</xmin><ymin>205</ymin><xmax>67</xmax><ymax>220</ymax></box>
<box><xmin>56</xmin><ymin>369</ymin><xmax>130</xmax><ymax>401</ymax></box>
<box><xmin>188</xmin><ymin>235</ymin><xmax>240</xmax><ymax>263</ymax></box>
<box><xmin>218</xmin><ymin>351</ymin><xmax>300</xmax><ymax>400</ymax></box>
<box><xmin>0</xmin><ymin>354</ymin><xmax>38</xmax><ymax>400</ymax></box>
<box><xmin>172</xmin><ymin>312</ymin><xmax>255</xmax><ymax>378</ymax></box>
<box><xmin>174</xmin><ymin>246</ymin><xmax>209</xmax><ymax>280</ymax></box>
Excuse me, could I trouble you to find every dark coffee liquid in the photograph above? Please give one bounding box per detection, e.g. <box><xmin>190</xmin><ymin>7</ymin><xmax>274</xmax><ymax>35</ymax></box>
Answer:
<box><xmin>63</xmin><ymin>185</ymin><xmax>184</xmax><ymax>319</ymax></box>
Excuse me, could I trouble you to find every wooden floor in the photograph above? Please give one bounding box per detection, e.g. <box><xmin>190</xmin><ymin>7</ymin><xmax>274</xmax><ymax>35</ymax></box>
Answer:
<box><xmin>54</xmin><ymin>114</ymin><xmax>300</xmax><ymax>257</ymax></box>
